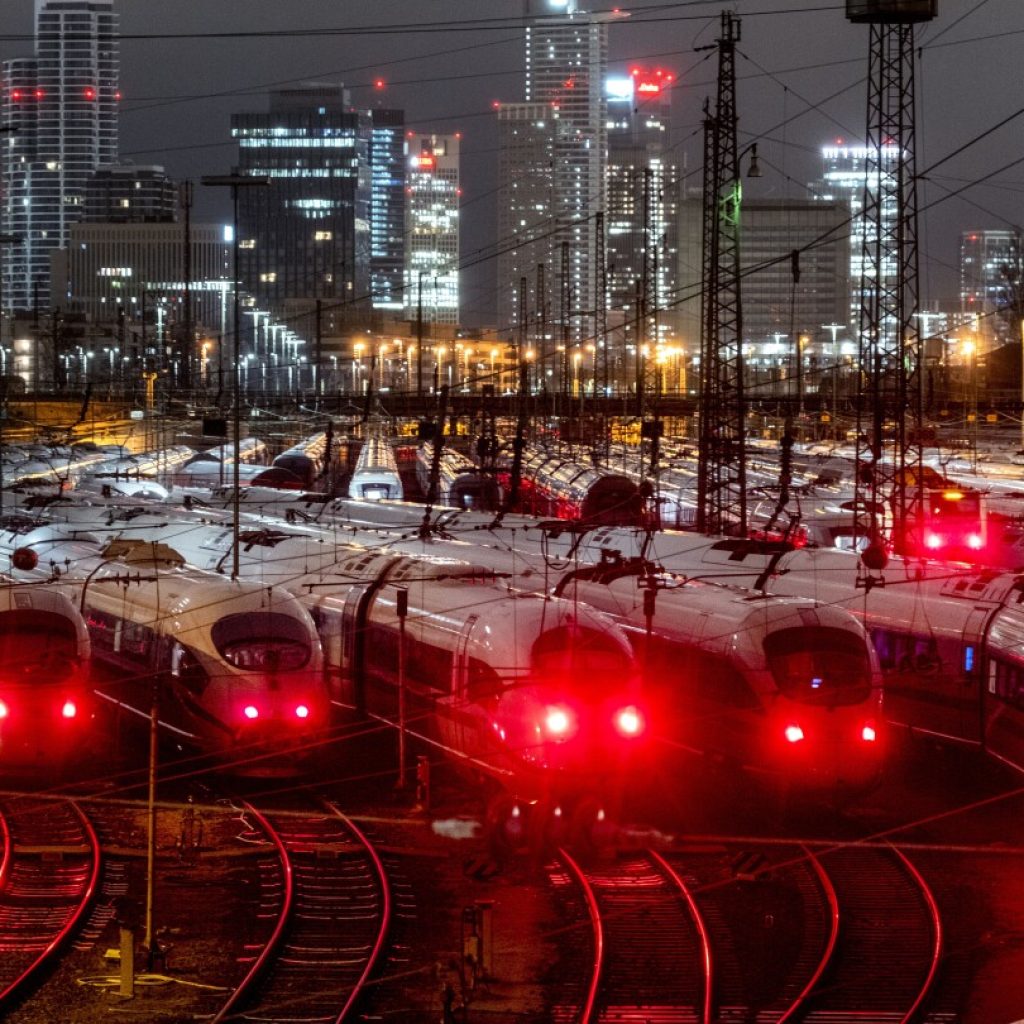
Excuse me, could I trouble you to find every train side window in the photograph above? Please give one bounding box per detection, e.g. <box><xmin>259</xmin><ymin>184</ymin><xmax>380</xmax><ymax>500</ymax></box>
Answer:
<box><xmin>86</xmin><ymin>608</ymin><xmax>119</xmax><ymax>652</ymax></box>
<box><xmin>990</xmin><ymin>658</ymin><xmax>1024</xmax><ymax>711</ymax></box>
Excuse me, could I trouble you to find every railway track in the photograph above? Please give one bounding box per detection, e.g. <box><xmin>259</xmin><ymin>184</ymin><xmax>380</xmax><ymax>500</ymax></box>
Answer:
<box><xmin>212</xmin><ymin>800</ymin><xmax>391</xmax><ymax>1024</ymax></box>
<box><xmin>548</xmin><ymin>840</ymin><xmax>942</xmax><ymax>1024</ymax></box>
<box><xmin>0</xmin><ymin>796</ymin><xmax>101</xmax><ymax>1010</ymax></box>
<box><xmin>549</xmin><ymin>847</ymin><xmax>711</xmax><ymax>1023</ymax></box>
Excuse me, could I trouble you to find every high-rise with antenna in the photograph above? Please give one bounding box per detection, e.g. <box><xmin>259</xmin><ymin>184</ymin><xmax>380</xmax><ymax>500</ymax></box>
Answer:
<box><xmin>846</xmin><ymin>0</ymin><xmax>937</xmax><ymax>567</ymax></box>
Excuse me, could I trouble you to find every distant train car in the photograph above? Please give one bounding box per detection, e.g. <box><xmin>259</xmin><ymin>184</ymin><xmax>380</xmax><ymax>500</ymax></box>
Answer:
<box><xmin>0</xmin><ymin>579</ymin><xmax>94</xmax><ymax>771</ymax></box>
<box><xmin>273</xmin><ymin>432</ymin><xmax>329</xmax><ymax>490</ymax></box>
<box><xmin>182</xmin><ymin>437</ymin><xmax>267</xmax><ymax>468</ymax></box>
<box><xmin>0</xmin><ymin>527</ymin><xmax>326</xmax><ymax>776</ymax></box>
<box><xmin>506</xmin><ymin>448</ymin><xmax>644</xmax><ymax>526</ymax></box>
<box><xmin>555</xmin><ymin>560</ymin><xmax>884</xmax><ymax>798</ymax></box>
<box><xmin>415</xmin><ymin>445</ymin><xmax>500</xmax><ymax>510</ymax></box>
<box><xmin>348</xmin><ymin>436</ymin><xmax>403</xmax><ymax>501</ymax></box>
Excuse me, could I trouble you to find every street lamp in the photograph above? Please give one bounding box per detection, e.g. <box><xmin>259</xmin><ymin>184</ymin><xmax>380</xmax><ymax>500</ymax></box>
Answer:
<box><xmin>201</xmin><ymin>172</ymin><xmax>270</xmax><ymax>581</ymax></box>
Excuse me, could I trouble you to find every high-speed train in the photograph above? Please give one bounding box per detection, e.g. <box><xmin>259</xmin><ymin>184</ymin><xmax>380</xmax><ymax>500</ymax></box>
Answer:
<box><xmin>554</xmin><ymin>558</ymin><xmax>884</xmax><ymax>797</ymax></box>
<box><xmin>272</xmin><ymin>432</ymin><xmax>329</xmax><ymax>490</ymax></box>
<box><xmin>348</xmin><ymin>436</ymin><xmax>403</xmax><ymax>501</ymax></box>
<box><xmin>506</xmin><ymin>448</ymin><xmax>645</xmax><ymax>526</ymax></box>
<box><xmin>25</xmin><ymin>498</ymin><xmax>887</xmax><ymax>804</ymax></box>
<box><xmin>0</xmin><ymin>578</ymin><xmax>94</xmax><ymax>771</ymax></box>
<box><xmin>415</xmin><ymin>445</ymin><xmax>500</xmax><ymax>511</ymax></box>
<box><xmin>0</xmin><ymin>525</ymin><xmax>326</xmax><ymax>776</ymax></box>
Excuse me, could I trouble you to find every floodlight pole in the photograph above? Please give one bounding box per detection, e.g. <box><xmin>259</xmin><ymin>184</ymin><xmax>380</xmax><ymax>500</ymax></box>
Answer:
<box><xmin>201</xmin><ymin>174</ymin><xmax>269</xmax><ymax>578</ymax></box>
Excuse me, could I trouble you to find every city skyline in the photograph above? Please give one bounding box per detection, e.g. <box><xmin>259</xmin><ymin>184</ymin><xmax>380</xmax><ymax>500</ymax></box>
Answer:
<box><xmin>0</xmin><ymin>0</ymin><xmax>1020</xmax><ymax>331</ymax></box>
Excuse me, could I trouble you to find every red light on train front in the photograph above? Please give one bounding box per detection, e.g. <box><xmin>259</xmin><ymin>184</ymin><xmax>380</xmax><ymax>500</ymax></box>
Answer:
<box><xmin>294</xmin><ymin>704</ymin><xmax>310</xmax><ymax>719</ymax></box>
<box><xmin>0</xmin><ymin>700</ymin><xmax>8</xmax><ymax>719</ymax></box>
<box><xmin>966</xmin><ymin>533</ymin><xmax>983</xmax><ymax>550</ymax></box>
<box><xmin>613</xmin><ymin>705</ymin><xmax>645</xmax><ymax>738</ymax></box>
<box><xmin>784</xmin><ymin>723</ymin><xmax>805</xmax><ymax>744</ymax></box>
<box><xmin>243</xmin><ymin>705</ymin><xmax>259</xmax><ymax>720</ymax></box>
<box><xmin>544</xmin><ymin>705</ymin><xmax>576</xmax><ymax>739</ymax></box>
<box><xmin>924</xmin><ymin>533</ymin><xmax>942</xmax><ymax>550</ymax></box>
<box><xmin>861</xmin><ymin>720</ymin><xmax>877</xmax><ymax>742</ymax></box>
<box><xmin>61</xmin><ymin>700</ymin><xmax>77</xmax><ymax>719</ymax></box>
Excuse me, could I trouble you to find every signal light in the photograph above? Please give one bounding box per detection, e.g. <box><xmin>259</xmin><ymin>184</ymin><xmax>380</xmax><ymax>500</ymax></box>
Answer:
<box><xmin>61</xmin><ymin>700</ymin><xmax>77</xmax><ymax>719</ymax></box>
<box><xmin>784</xmin><ymin>724</ymin><xmax>805</xmax><ymax>744</ymax></box>
<box><xmin>243</xmin><ymin>704</ymin><xmax>259</xmax><ymax>720</ymax></box>
<box><xmin>861</xmin><ymin>721</ymin><xmax>877</xmax><ymax>742</ymax></box>
<box><xmin>614</xmin><ymin>705</ymin><xmax>645</xmax><ymax>737</ymax></box>
<box><xmin>544</xmin><ymin>705</ymin><xmax>575</xmax><ymax>738</ymax></box>
<box><xmin>294</xmin><ymin>704</ymin><xmax>309</xmax><ymax>719</ymax></box>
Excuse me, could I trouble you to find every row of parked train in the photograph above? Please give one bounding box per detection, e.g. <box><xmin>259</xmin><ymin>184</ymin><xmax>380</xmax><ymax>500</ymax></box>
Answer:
<box><xmin>9</xmin><ymin>427</ymin><xmax>1024</xmax><ymax>830</ymax></box>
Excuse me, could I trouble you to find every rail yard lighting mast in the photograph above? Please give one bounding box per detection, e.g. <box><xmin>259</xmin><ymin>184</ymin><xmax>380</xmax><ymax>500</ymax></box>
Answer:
<box><xmin>201</xmin><ymin>173</ymin><xmax>270</xmax><ymax>580</ymax></box>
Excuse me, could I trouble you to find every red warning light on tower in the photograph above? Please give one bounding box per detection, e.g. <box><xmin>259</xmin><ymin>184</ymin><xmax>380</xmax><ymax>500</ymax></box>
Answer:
<box><xmin>83</xmin><ymin>86</ymin><xmax>96</xmax><ymax>100</ymax></box>
<box><xmin>374</xmin><ymin>78</ymin><xmax>386</xmax><ymax>90</ymax></box>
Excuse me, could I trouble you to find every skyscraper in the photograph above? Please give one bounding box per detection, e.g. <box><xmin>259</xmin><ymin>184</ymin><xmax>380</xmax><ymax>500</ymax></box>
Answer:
<box><xmin>810</xmin><ymin>142</ymin><xmax>900</xmax><ymax>341</ymax></box>
<box><xmin>404</xmin><ymin>133</ymin><xmax>459</xmax><ymax>327</ymax></box>
<box><xmin>496</xmin><ymin>0</ymin><xmax>620</xmax><ymax>343</ymax></box>
<box><xmin>960</xmin><ymin>229</ymin><xmax>1021</xmax><ymax>348</ymax></box>
<box><xmin>1</xmin><ymin>0</ymin><xmax>119</xmax><ymax>312</ymax></box>
<box><xmin>367</xmin><ymin>108</ymin><xmax>406</xmax><ymax>314</ymax></box>
<box><xmin>231</xmin><ymin>84</ymin><xmax>369</xmax><ymax>315</ymax></box>
<box><xmin>605</xmin><ymin>68</ymin><xmax>679</xmax><ymax>349</ymax></box>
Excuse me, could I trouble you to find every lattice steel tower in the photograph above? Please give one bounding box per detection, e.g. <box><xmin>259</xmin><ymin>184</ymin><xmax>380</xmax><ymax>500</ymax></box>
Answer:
<box><xmin>847</xmin><ymin>0</ymin><xmax>937</xmax><ymax>567</ymax></box>
<box><xmin>696</xmin><ymin>12</ymin><xmax>747</xmax><ymax>536</ymax></box>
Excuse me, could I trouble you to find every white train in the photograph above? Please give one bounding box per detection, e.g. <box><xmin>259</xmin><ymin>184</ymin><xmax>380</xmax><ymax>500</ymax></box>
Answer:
<box><xmin>0</xmin><ymin>524</ymin><xmax>326</xmax><ymax>776</ymax></box>
<box><xmin>348</xmin><ymin>436</ymin><xmax>403</xmax><ymax>501</ymax></box>
<box><xmin>0</xmin><ymin>578</ymin><xmax>94</xmax><ymax>770</ymax></box>
<box><xmin>415</xmin><ymin>445</ymin><xmax>500</xmax><ymax>511</ymax></box>
<box><xmin>272</xmin><ymin>432</ymin><xmax>330</xmax><ymax>490</ymax></box>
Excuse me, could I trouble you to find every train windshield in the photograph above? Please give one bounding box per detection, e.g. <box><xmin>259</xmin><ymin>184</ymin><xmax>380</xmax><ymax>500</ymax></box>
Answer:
<box><xmin>211</xmin><ymin>612</ymin><xmax>311</xmax><ymax>672</ymax></box>
<box><xmin>0</xmin><ymin>612</ymin><xmax>79</xmax><ymax>680</ymax></box>
<box><xmin>763</xmin><ymin>627</ymin><xmax>872</xmax><ymax>706</ymax></box>
<box><xmin>531</xmin><ymin>627</ymin><xmax>634</xmax><ymax>696</ymax></box>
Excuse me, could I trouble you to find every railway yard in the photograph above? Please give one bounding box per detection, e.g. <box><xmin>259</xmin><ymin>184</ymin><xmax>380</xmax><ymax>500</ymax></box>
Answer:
<box><xmin>0</xmin><ymin>736</ymin><xmax>1023</xmax><ymax>1023</ymax></box>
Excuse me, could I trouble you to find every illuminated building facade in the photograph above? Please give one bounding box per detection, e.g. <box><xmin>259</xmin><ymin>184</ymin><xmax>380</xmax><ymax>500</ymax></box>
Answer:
<box><xmin>1</xmin><ymin>0</ymin><xmax>119</xmax><ymax>312</ymax></box>
<box><xmin>960</xmin><ymin>229</ymin><xmax>1021</xmax><ymax>348</ymax></box>
<box><xmin>810</xmin><ymin>143</ymin><xmax>901</xmax><ymax>342</ymax></box>
<box><xmin>404</xmin><ymin>133</ymin><xmax>459</xmax><ymax>327</ymax></box>
<box><xmin>83</xmin><ymin>164</ymin><xmax>177</xmax><ymax>223</ymax></box>
<box><xmin>605</xmin><ymin>68</ymin><xmax>679</xmax><ymax>349</ymax></box>
<box><xmin>495</xmin><ymin>102</ymin><xmax>558</xmax><ymax>338</ymax></box>
<box><xmin>231</xmin><ymin>84</ymin><xmax>369</xmax><ymax>315</ymax></box>
<box><xmin>509</xmin><ymin>0</ymin><xmax>617</xmax><ymax>342</ymax></box>
<box><xmin>367</xmin><ymin>107</ymin><xmax>406</xmax><ymax>313</ymax></box>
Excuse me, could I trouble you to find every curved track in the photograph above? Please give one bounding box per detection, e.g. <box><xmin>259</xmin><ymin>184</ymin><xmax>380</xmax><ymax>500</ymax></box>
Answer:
<box><xmin>0</xmin><ymin>797</ymin><xmax>101</xmax><ymax>1010</ymax></box>
<box><xmin>213</xmin><ymin>801</ymin><xmax>391</xmax><ymax>1024</ymax></box>
<box><xmin>550</xmin><ymin>847</ymin><xmax>711</xmax><ymax>1023</ymax></box>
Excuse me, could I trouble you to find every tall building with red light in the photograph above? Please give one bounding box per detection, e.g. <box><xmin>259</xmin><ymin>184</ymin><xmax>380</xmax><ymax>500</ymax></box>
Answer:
<box><xmin>605</xmin><ymin>67</ymin><xmax>680</xmax><ymax>362</ymax></box>
<box><xmin>1</xmin><ymin>0</ymin><xmax>119</xmax><ymax>313</ymax></box>
<box><xmin>405</xmin><ymin>133</ymin><xmax>459</xmax><ymax>327</ymax></box>
<box><xmin>960</xmin><ymin>229</ymin><xmax>1021</xmax><ymax>349</ymax></box>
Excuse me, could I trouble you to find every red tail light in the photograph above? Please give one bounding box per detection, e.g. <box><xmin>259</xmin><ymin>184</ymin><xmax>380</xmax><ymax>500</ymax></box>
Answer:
<box><xmin>61</xmin><ymin>700</ymin><xmax>77</xmax><ymax>719</ymax></box>
<box><xmin>544</xmin><ymin>705</ymin><xmax>575</xmax><ymax>739</ymax></box>
<box><xmin>861</xmin><ymin>721</ymin><xmax>877</xmax><ymax>742</ymax></box>
<box><xmin>784</xmin><ymin>724</ymin><xmax>805</xmax><ymax>744</ymax></box>
<box><xmin>924</xmin><ymin>533</ymin><xmax>942</xmax><ymax>550</ymax></box>
<box><xmin>613</xmin><ymin>704</ymin><xmax>645</xmax><ymax>738</ymax></box>
<box><xmin>966</xmin><ymin>533</ymin><xmax>983</xmax><ymax>550</ymax></box>
<box><xmin>243</xmin><ymin>705</ymin><xmax>259</xmax><ymax>720</ymax></box>
<box><xmin>294</xmin><ymin>704</ymin><xmax>310</xmax><ymax>719</ymax></box>
<box><xmin>0</xmin><ymin>700</ymin><xmax>8</xmax><ymax>720</ymax></box>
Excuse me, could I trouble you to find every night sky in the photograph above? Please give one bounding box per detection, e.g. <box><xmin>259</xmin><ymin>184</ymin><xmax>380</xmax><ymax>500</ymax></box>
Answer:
<box><xmin>1</xmin><ymin>0</ymin><xmax>1020</xmax><ymax>326</ymax></box>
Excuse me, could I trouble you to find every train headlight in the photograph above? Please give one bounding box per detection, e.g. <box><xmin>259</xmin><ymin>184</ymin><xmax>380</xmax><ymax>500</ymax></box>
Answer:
<box><xmin>613</xmin><ymin>705</ymin><xmax>645</xmax><ymax>738</ymax></box>
<box><xmin>861</xmin><ymin>720</ymin><xmax>877</xmax><ymax>743</ymax></box>
<box><xmin>243</xmin><ymin>704</ymin><xmax>260</xmax><ymax>720</ymax></box>
<box><xmin>544</xmin><ymin>705</ymin><xmax>576</xmax><ymax>739</ymax></box>
<box><xmin>784</xmin><ymin>723</ymin><xmax>805</xmax><ymax>744</ymax></box>
<box><xmin>61</xmin><ymin>700</ymin><xmax>77</xmax><ymax>719</ymax></box>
